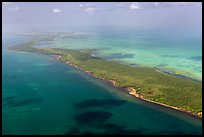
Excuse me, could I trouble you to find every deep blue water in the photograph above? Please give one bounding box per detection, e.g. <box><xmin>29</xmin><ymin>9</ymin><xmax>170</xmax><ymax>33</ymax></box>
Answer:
<box><xmin>2</xmin><ymin>34</ymin><xmax>202</xmax><ymax>135</ymax></box>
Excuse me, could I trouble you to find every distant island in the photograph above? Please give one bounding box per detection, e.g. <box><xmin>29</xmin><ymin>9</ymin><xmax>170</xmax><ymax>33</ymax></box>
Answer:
<box><xmin>8</xmin><ymin>33</ymin><xmax>202</xmax><ymax>118</ymax></box>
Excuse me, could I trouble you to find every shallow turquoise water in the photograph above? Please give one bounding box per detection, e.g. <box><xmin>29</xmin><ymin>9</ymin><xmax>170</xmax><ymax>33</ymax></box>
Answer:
<box><xmin>2</xmin><ymin>34</ymin><xmax>202</xmax><ymax>135</ymax></box>
<box><xmin>45</xmin><ymin>28</ymin><xmax>202</xmax><ymax>80</ymax></box>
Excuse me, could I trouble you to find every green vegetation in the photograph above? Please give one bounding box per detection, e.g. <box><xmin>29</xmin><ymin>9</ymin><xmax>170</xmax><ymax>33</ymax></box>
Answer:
<box><xmin>9</xmin><ymin>36</ymin><xmax>202</xmax><ymax>115</ymax></box>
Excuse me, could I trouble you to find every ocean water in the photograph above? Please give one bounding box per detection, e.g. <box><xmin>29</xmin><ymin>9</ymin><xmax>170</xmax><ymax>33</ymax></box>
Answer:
<box><xmin>44</xmin><ymin>28</ymin><xmax>202</xmax><ymax>80</ymax></box>
<box><xmin>2</xmin><ymin>33</ymin><xmax>202</xmax><ymax>135</ymax></box>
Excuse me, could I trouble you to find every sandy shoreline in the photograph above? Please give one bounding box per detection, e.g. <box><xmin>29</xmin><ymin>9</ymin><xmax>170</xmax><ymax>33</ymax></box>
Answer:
<box><xmin>54</xmin><ymin>54</ymin><xmax>202</xmax><ymax>119</ymax></box>
<box><xmin>51</xmin><ymin>55</ymin><xmax>62</xmax><ymax>60</ymax></box>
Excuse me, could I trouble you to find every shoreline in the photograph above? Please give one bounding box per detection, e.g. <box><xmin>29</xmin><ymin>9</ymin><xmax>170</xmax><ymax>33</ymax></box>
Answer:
<box><xmin>90</xmin><ymin>50</ymin><xmax>202</xmax><ymax>84</ymax></box>
<box><xmin>53</xmin><ymin>54</ymin><xmax>202</xmax><ymax>119</ymax></box>
<box><xmin>51</xmin><ymin>54</ymin><xmax>62</xmax><ymax>60</ymax></box>
<box><xmin>155</xmin><ymin>69</ymin><xmax>202</xmax><ymax>83</ymax></box>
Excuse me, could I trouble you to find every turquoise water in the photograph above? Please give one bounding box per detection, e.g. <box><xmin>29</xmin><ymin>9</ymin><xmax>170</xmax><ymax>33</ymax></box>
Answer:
<box><xmin>2</xmin><ymin>33</ymin><xmax>202</xmax><ymax>135</ymax></box>
<box><xmin>44</xmin><ymin>28</ymin><xmax>202</xmax><ymax>80</ymax></box>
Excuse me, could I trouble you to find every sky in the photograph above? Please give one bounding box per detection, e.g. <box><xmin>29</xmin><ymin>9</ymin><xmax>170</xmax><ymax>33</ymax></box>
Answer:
<box><xmin>2</xmin><ymin>2</ymin><xmax>202</xmax><ymax>33</ymax></box>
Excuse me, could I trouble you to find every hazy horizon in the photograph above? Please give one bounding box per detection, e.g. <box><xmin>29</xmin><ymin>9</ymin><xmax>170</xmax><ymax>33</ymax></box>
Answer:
<box><xmin>2</xmin><ymin>2</ymin><xmax>202</xmax><ymax>33</ymax></box>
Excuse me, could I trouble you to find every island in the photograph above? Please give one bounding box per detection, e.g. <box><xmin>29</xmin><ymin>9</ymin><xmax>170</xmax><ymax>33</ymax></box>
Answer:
<box><xmin>8</xmin><ymin>33</ymin><xmax>202</xmax><ymax>118</ymax></box>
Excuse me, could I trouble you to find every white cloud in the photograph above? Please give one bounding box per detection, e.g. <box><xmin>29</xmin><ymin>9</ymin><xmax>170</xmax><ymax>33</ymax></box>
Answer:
<box><xmin>79</xmin><ymin>3</ymin><xmax>97</xmax><ymax>14</ymax></box>
<box><xmin>129</xmin><ymin>2</ymin><xmax>143</xmax><ymax>10</ymax></box>
<box><xmin>2</xmin><ymin>2</ymin><xmax>12</xmax><ymax>5</ymax></box>
<box><xmin>79</xmin><ymin>4</ymin><xmax>83</xmax><ymax>7</ymax></box>
<box><xmin>8</xmin><ymin>6</ymin><xmax>20</xmax><ymax>11</ymax></box>
<box><xmin>154</xmin><ymin>2</ymin><xmax>198</xmax><ymax>7</ymax></box>
<box><xmin>79</xmin><ymin>3</ymin><xmax>93</xmax><ymax>7</ymax></box>
<box><xmin>174</xmin><ymin>2</ymin><xmax>195</xmax><ymax>6</ymax></box>
<box><xmin>114</xmin><ymin>2</ymin><xmax>130</xmax><ymax>7</ymax></box>
<box><xmin>84</xmin><ymin>7</ymin><xmax>95</xmax><ymax>14</ymax></box>
<box><xmin>154</xmin><ymin>2</ymin><xmax>159</xmax><ymax>7</ymax></box>
<box><xmin>53</xmin><ymin>8</ymin><xmax>62</xmax><ymax>13</ymax></box>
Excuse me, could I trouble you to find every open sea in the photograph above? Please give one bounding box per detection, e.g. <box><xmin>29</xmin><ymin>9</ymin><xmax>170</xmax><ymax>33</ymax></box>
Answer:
<box><xmin>2</xmin><ymin>28</ymin><xmax>202</xmax><ymax>135</ymax></box>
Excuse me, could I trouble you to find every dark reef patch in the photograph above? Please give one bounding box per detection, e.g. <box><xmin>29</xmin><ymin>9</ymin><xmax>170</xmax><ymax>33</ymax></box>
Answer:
<box><xmin>3</xmin><ymin>98</ymin><xmax>43</xmax><ymax>108</ymax></box>
<box><xmin>3</xmin><ymin>74</ymin><xmax>24</xmax><ymax>80</ymax></box>
<box><xmin>64</xmin><ymin>127</ymin><xmax>97</xmax><ymax>135</ymax></box>
<box><xmin>161</xmin><ymin>55</ymin><xmax>181</xmax><ymax>58</ymax></box>
<box><xmin>3</xmin><ymin>96</ymin><xmax>18</xmax><ymax>107</ymax></box>
<box><xmin>12</xmin><ymin>98</ymin><xmax>43</xmax><ymax>107</ymax></box>
<box><xmin>75</xmin><ymin>98</ymin><xmax>126</xmax><ymax>109</ymax></box>
<box><xmin>3</xmin><ymin>99</ymin><xmax>17</xmax><ymax>107</ymax></box>
<box><xmin>4</xmin><ymin>96</ymin><xmax>17</xmax><ymax>100</ymax></box>
<box><xmin>64</xmin><ymin>124</ymin><xmax>147</xmax><ymax>135</ymax></box>
<box><xmin>64</xmin><ymin>127</ymin><xmax>81</xmax><ymax>135</ymax></box>
<box><xmin>130</xmin><ymin>63</ymin><xmax>139</xmax><ymax>67</ymax></box>
<box><xmin>153</xmin><ymin>129</ymin><xmax>187</xmax><ymax>135</ymax></box>
<box><xmin>103</xmin><ymin>128</ymin><xmax>144</xmax><ymax>135</ymax></box>
<box><xmin>82</xmin><ymin>130</ymin><xmax>95</xmax><ymax>135</ymax></box>
<box><xmin>100</xmin><ymin>123</ymin><xmax>147</xmax><ymax>135</ymax></box>
<box><xmin>187</xmin><ymin>56</ymin><xmax>202</xmax><ymax>61</ymax></box>
<box><xmin>75</xmin><ymin>111</ymin><xmax>112</xmax><ymax>125</ymax></box>
<box><xmin>156</xmin><ymin>63</ymin><xmax>168</xmax><ymax>68</ymax></box>
<box><xmin>101</xmin><ymin>123</ymin><xmax>126</xmax><ymax>132</ymax></box>
<box><xmin>156</xmin><ymin>69</ymin><xmax>201</xmax><ymax>83</ymax></box>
